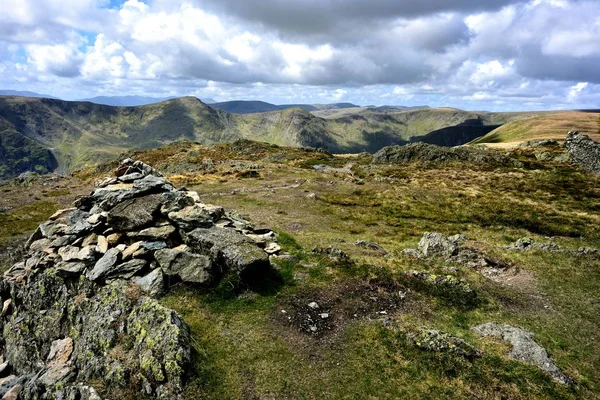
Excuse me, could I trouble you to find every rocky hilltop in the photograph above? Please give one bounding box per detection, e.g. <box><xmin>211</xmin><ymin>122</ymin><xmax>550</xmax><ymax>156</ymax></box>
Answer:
<box><xmin>0</xmin><ymin>159</ymin><xmax>280</xmax><ymax>399</ymax></box>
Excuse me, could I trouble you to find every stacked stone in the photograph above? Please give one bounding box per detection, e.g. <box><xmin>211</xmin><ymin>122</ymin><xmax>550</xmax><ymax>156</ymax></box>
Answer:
<box><xmin>5</xmin><ymin>158</ymin><xmax>280</xmax><ymax>294</ymax></box>
<box><xmin>0</xmin><ymin>159</ymin><xmax>280</xmax><ymax>399</ymax></box>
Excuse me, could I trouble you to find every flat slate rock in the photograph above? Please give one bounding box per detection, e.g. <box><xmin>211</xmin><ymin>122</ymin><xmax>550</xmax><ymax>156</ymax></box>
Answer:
<box><xmin>107</xmin><ymin>194</ymin><xmax>165</xmax><ymax>231</ymax></box>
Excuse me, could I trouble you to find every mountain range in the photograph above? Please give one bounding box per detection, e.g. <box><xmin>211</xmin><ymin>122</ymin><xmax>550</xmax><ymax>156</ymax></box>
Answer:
<box><xmin>1</xmin><ymin>94</ymin><xmax>598</xmax><ymax>180</ymax></box>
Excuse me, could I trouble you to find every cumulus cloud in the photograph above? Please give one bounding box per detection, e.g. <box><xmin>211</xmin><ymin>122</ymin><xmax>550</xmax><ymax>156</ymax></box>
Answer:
<box><xmin>0</xmin><ymin>0</ymin><xmax>599</xmax><ymax>110</ymax></box>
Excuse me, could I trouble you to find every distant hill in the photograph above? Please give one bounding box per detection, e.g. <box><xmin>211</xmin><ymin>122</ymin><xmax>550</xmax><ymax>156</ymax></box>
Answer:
<box><xmin>210</xmin><ymin>100</ymin><xmax>283</xmax><ymax>114</ymax></box>
<box><xmin>210</xmin><ymin>101</ymin><xmax>360</xmax><ymax>114</ymax></box>
<box><xmin>0</xmin><ymin>90</ymin><xmax>58</xmax><ymax>99</ymax></box>
<box><xmin>78</xmin><ymin>95</ymin><xmax>217</xmax><ymax>107</ymax></box>
<box><xmin>0</xmin><ymin>95</ymin><xmax>554</xmax><ymax>179</ymax></box>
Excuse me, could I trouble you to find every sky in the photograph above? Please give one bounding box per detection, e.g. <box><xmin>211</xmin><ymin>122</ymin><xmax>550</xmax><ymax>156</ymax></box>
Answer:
<box><xmin>0</xmin><ymin>0</ymin><xmax>599</xmax><ymax>110</ymax></box>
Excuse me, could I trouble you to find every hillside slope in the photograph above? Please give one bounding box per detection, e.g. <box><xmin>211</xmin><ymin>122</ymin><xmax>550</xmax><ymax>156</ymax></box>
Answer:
<box><xmin>471</xmin><ymin>111</ymin><xmax>600</xmax><ymax>147</ymax></box>
<box><xmin>0</xmin><ymin>95</ymin><xmax>568</xmax><ymax>179</ymax></box>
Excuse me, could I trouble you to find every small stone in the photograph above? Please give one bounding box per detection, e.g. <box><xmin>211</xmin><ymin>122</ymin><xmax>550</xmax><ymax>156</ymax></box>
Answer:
<box><xmin>47</xmin><ymin>337</ymin><xmax>74</xmax><ymax>366</ymax></box>
<box><xmin>129</xmin><ymin>225</ymin><xmax>176</xmax><ymax>240</ymax></box>
<box><xmin>135</xmin><ymin>269</ymin><xmax>165</xmax><ymax>296</ymax></box>
<box><xmin>55</xmin><ymin>262</ymin><xmax>87</xmax><ymax>276</ymax></box>
<box><xmin>49</xmin><ymin>208</ymin><xmax>77</xmax><ymax>221</ymax></box>
<box><xmin>76</xmin><ymin>245</ymin><xmax>96</xmax><ymax>261</ymax></box>
<box><xmin>96</xmin><ymin>235</ymin><xmax>109</xmax><ymax>254</ymax></box>
<box><xmin>107</xmin><ymin>259</ymin><xmax>147</xmax><ymax>279</ymax></box>
<box><xmin>0</xmin><ymin>361</ymin><xmax>8</xmax><ymax>374</ymax></box>
<box><xmin>264</xmin><ymin>242</ymin><xmax>281</xmax><ymax>255</ymax></box>
<box><xmin>107</xmin><ymin>232</ymin><xmax>123</xmax><ymax>245</ymax></box>
<box><xmin>49</xmin><ymin>235</ymin><xmax>76</xmax><ymax>248</ymax></box>
<box><xmin>82</xmin><ymin>233</ymin><xmax>98</xmax><ymax>247</ymax></box>
<box><xmin>308</xmin><ymin>301</ymin><xmax>319</xmax><ymax>309</ymax></box>
<box><xmin>320</xmin><ymin>313</ymin><xmax>329</xmax><ymax>319</ymax></box>
<box><xmin>2</xmin><ymin>384</ymin><xmax>22</xmax><ymax>400</ymax></box>
<box><xmin>116</xmin><ymin>244</ymin><xmax>127</xmax><ymax>251</ymax></box>
<box><xmin>58</xmin><ymin>246</ymin><xmax>81</xmax><ymax>262</ymax></box>
<box><xmin>122</xmin><ymin>241</ymin><xmax>143</xmax><ymax>260</ymax></box>
<box><xmin>141</xmin><ymin>241</ymin><xmax>167</xmax><ymax>251</ymax></box>
<box><xmin>168</xmin><ymin>205</ymin><xmax>214</xmax><ymax>231</ymax></box>
<box><xmin>118</xmin><ymin>172</ymin><xmax>144</xmax><ymax>182</ymax></box>
<box><xmin>0</xmin><ymin>375</ymin><xmax>16</xmax><ymax>386</ymax></box>
<box><xmin>86</xmin><ymin>248</ymin><xmax>121</xmax><ymax>281</ymax></box>
<box><xmin>86</xmin><ymin>214</ymin><xmax>103</xmax><ymax>224</ymax></box>
<box><xmin>29</xmin><ymin>238</ymin><xmax>53</xmax><ymax>253</ymax></box>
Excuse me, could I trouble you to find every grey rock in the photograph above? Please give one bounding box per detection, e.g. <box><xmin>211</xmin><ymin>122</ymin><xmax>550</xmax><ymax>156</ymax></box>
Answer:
<box><xmin>132</xmin><ymin>175</ymin><xmax>172</xmax><ymax>192</ymax></box>
<box><xmin>564</xmin><ymin>131</ymin><xmax>600</xmax><ymax>175</ymax></box>
<box><xmin>141</xmin><ymin>241</ymin><xmax>167</xmax><ymax>251</ymax></box>
<box><xmin>29</xmin><ymin>239</ymin><xmax>52</xmax><ymax>253</ymax></box>
<box><xmin>86</xmin><ymin>248</ymin><xmax>121</xmax><ymax>281</ymax></box>
<box><xmin>408</xmin><ymin>328</ymin><xmax>480</xmax><ymax>360</ymax></box>
<box><xmin>160</xmin><ymin>191</ymin><xmax>195</xmax><ymax>215</ymax></box>
<box><xmin>405</xmin><ymin>270</ymin><xmax>478</xmax><ymax>306</ymax></box>
<box><xmin>129</xmin><ymin>225</ymin><xmax>176</xmax><ymax>240</ymax></box>
<box><xmin>355</xmin><ymin>240</ymin><xmax>387</xmax><ymax>253</ymax></box>
<box><xmin>1</xmin><ymin>383</ymin><xmax>22</xmax><ymax>400</ymax></box>
<box><xmin>473</xmin><ymin>323</ymin><xmax>570</xmax><ymax>384</ymax></box>
<box><xmin>506</xmin><ymin>237</ymin><xmax>559</xmax><ymax>252</ymax></box>
<box><xmin>106</xmin><ymin>259</ymin><xmax>147</xmax><ymax>279</ymax></box>
<box><xmin>168</xmin><ymin>204</ymin><xmax>214</xmax><ymax>231</ymax></box>
<box><xmin>418</xmin><ymin>232</ymin><xmax>459</xmax><ymax>257</ymax></box>
<box><xmin>107</xmin><ymin>193</ymin><xmax>165</xmax><ymax>231</ymax></box>
<box><xmin>135</xmin><ymin>269</ymin><xmax>165</xmax><ymax>296</ymax></box>
<box><xmin>185</xmin><ymin>228</ymin><xmax>270</xmax><ymax>276</ymax></box>
<box><xmin>372</xmin><ymin>142</ymin><xmax>523</xmax><ymax>168</ymax></box>
<box><xmin>155</xmin><ymin>248</ymin><xmax>212</xmax><ymax>284</ymax></box>
<box><xmin>55</xmin><ymin>261</ymin><xmax>87</xmax><ymax>277</ymax></box>
<box><xmin>58</xmin><ymin>246</ymin><xmax>81</xmax><ymax>262</ymax></box>
<box><xmin>118</xmin><ymin>172</ymin><xmax>144</xmax><ymax>182</ymax></box>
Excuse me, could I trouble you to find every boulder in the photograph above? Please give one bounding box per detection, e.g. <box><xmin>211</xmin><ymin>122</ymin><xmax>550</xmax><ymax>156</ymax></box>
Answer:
<box><xmin>155</xmin><ymin>248</ymin><xmax>212</xmax><ymax>284</ymax></box>
<box><xmin>167</xmin><ymin>205</ymin><xmax>214</xmax><ymax>231</ymax></box>
<box><xmin>473</xmin><ymin>323</ymin><xmax>570</xmax><ymax>384</ymax></box>
<box><xmin>185</xmin><ymin>228</ymin><xmax>270</xmax><ymax>276</ymax></box>
<box><xmin>418</xmin><ymin>232</ymin><xmax>459</xmax><ymax>257</ymax></box>
<box><xmin>564</xmin><ymin>131</ymin><xmax>600</xmax><ymax>175</ymax></box>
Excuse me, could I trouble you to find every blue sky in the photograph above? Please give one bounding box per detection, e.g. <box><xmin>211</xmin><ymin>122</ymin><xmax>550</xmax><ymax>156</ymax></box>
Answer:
<box><xmin>0</xmin><ymin>0</ymin><xmax>599</xmax><ymax>110</ymax></box>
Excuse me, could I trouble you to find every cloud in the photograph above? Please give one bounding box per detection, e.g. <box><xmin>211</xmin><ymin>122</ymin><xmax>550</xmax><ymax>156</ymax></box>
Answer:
<box><xmin>0</xmin><ymin>0</ymin><xmax>599</xmax><ymax>110</ymax></box>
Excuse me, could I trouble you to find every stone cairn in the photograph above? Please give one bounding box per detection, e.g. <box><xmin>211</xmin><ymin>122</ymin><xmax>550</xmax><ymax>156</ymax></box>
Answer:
<box><xmin>0</xmin><ymin>159</ymin><xmax>280</xmax><ymax>399</ymax></box>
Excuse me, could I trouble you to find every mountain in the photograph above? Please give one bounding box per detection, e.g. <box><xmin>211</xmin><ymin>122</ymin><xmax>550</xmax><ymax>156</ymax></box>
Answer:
<box><xmin>0</xmin><ymin>95</ymin><xmax>551</xmax><ymax>179</ymax></box>
<box><xmin>78</xmin><ymin>95</ymin><xmax>217</xmax><ymax>107</ymax></box>
<box><xmin>210</xmin><ymin>101</ymin><xmax>360</xmax><ymax>114</ymax></box>
<box><xmin>0</xmin><ymin>90</ymin><xmax>59</xmax><ymax>99</ymax></box>
<box><xmin>210</xmin><ymin>100</ymin><xmax>283</xmax><ymax>114</ymax></box>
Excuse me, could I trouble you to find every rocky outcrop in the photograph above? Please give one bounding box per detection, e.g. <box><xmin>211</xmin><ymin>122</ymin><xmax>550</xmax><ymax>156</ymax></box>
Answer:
<box><xmin>403</xmin><ymin>271</ymin><xmax>479</xmax><ymax>306</ymax></box>
<box><xmin>372</xmin><ymin>143</ymin><xmax>523</xmax><ymax>168</ymax></box>
<box><xmin>506</xmin><ymin>237</ymin><xmax>559</xmax><ymax>252</ymax></box>
<box><xmin>564</xmin><ymin>130</ymin><xmax>600</xmax><ymax>175</ymax></box>
<box><xmin>473</xmin><ymin>323</ymin><xmax>570</xmax><ymax>385</ymax></box>
<box><xmin>0</xmin><ymin>158</ymin><xmax>280</xmax><ymax>398</ymax></box>
<box><xmin>407</xmin><ymin>328</ymin><xmax>481</xmax><ymax>360</ymax></box>
<box><xmin>403</xmin><ymin>232</ymin><xmax>511</xmax><ymax>274</ymax></box>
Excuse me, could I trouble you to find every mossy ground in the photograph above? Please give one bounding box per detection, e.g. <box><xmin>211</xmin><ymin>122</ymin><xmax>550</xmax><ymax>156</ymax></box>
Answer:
<box><xmin>5</xmin><ymin>140</ymin><xmax>600</xmax><ymax>398</ymax></box>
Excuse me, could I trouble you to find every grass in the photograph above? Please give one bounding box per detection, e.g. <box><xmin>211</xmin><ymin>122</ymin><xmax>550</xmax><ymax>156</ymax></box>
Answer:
<box><xmin>4</xmin><ymin>139</ymin><xmax>600</xmax><ymax>398</ymax></box>
<box><xmin>472</xmin><ymin>111</ymin><xmax>600</xmax><ymax>146</ymax></box>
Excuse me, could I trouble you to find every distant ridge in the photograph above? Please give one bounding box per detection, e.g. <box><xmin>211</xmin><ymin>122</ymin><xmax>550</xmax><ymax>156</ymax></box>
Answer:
<box><xmin>0</xmin><ymin>90</ymin><xmax>59</xmax><ymax>99</ymax></box>
<box><xmin>78</xmin><ymin>95</ymin><xmax>217</xmax><ymax>107</ymax></box>
<box><xmin>211</xmin><ymin>100</ymin><xmax>360</xmax><ymax>114</ymax></box>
